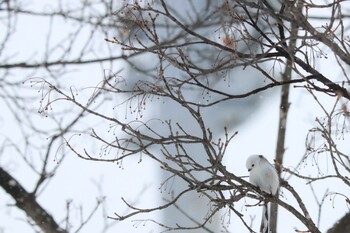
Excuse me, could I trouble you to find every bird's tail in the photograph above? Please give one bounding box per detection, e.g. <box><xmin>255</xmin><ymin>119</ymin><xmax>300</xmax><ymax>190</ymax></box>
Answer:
<box><xmin>260</xmin><ymin>202</ymin><xmax>270</xmax><ymax>233</ymax></box>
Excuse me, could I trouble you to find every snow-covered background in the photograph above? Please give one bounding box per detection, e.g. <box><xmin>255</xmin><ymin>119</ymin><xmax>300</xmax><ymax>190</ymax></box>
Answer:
<box><xmin>0</xmin><ymin>1</ymin><xmax>349</xmax><ymax>233</ymax></box>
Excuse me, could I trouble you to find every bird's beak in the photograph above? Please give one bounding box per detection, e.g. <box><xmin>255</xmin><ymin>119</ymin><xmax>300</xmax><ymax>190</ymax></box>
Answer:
<box><xmin>248</xmin><ymin>168</ymin><xmax>251</xmax><ymax>172</ymax></box>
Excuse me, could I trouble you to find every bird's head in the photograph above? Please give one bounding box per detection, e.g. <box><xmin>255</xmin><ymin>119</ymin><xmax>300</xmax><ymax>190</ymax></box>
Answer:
<box><xmin>246</xmin><ymin>154</ymin><xmax>265</xmax><ymax>172</ymax></box>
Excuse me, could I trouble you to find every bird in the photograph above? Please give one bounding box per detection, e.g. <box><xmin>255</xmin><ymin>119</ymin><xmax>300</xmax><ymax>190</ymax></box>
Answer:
<box><xmin>246</xmin><ymin>154</ymin><xmax>279</xmax><ymax>233</ymax></box>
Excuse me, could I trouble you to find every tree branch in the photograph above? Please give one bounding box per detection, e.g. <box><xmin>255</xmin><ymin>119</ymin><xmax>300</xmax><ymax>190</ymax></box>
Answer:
<box><xmin>0</xmin><ymin>166</ymin><xmax>68</xmax><ymax>233</ymax></box>
<box><xmin>327</xmin><ymin>212</ymin><xmax>350</xmax><ymax>233</ymax></box>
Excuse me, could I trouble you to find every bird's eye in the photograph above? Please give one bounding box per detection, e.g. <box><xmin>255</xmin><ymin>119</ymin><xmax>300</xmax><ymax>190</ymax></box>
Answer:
<box><xmin>252</xmin><ymin>164</ymin><xmax>254</xmax><ymax>167</ymax></box>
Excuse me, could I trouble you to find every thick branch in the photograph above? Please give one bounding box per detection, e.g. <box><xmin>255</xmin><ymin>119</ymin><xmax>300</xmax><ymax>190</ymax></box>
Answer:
<box><xmin>271</xmin><ymin>1</ymin><xmax>299</xmax><ymax>231</ymax></box>
<box><xmin>0</xmin><ymin>166</ymin><xmax>68</xmax><ymax>233</ymax></box>
<box><xmin>327</xmin><ymin>212</ymin><xmax>350</xmax><ymax>233</ymax></box>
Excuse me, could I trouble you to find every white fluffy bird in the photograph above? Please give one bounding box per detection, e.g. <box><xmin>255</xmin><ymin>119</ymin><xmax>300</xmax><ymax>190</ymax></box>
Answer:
<box><xmin>246</xmin><ymin>154</ymin><xmax>279</xmax><ymax>233</ymax></box>
<box><xmin>246</xmin><ymin>154</ymin><xmax>279</xmax><ymax>195</ymax></box>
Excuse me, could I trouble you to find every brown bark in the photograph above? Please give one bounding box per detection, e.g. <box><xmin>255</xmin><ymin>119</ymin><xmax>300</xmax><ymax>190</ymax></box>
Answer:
<box><xmin>327</xmin><ymin>212</ymin><xmax>350</xmax><ymax>233</ymax></box>
<box><xmin>0</xmin><ymin>166</ymin><xmax>68</xmax><ymax>233</ymax></box>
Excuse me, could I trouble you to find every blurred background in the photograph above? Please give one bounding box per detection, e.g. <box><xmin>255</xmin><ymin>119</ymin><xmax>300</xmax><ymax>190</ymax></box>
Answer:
<box><xmin>0</xmin><ymin>1</ymin><xmax>349</xmax><ymax>233</ymax></box>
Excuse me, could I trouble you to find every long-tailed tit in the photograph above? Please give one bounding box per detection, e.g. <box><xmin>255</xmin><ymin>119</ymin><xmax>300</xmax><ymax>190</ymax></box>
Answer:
<box><xmin>246</xmin><ymin>154</ymin><xmax>279</xmax><ymax>233</ymax></box>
